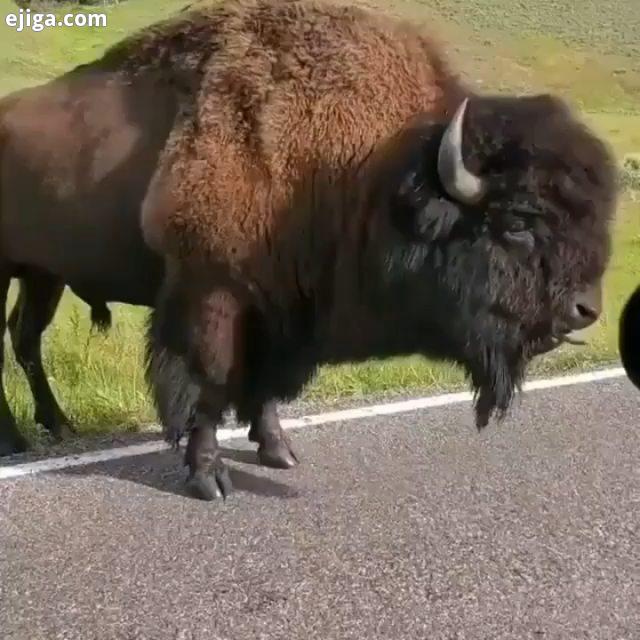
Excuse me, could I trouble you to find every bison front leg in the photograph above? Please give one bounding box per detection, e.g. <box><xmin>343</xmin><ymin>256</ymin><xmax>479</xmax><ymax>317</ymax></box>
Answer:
<box><xmin>8</xmin><ymin>271</ymin><xmax>73</xmax><ymax>441</ymax></box>
<box><xmin>145</xmin><ymin>332</ymin><xmax>232</xmax><ymax>501</ymax></box>
<box><xmin>0</xmin><ymin>271</ymin><xmax>28</xmax><ymax>456</ymax></box>
<box><xmin>146</xmin><ymin>278</ymin><xmax>251</xmax><ymax>501</ymax></box>
<box><xmin>183</xmin><ymin>391</ymin><xmax>233</xmax><ymax>501</ymax></box>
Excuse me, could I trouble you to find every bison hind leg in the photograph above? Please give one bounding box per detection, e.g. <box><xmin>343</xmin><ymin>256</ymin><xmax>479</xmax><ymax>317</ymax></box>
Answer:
<box><xmin>236</xmin><ymin>398</ymin><xmax>299</xmax><ymax>469</ymax></box>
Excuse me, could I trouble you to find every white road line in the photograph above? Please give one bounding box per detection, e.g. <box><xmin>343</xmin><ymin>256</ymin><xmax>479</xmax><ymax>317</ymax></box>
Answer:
<box><xmin>0</xmin><ymin>366</ymin><xmax>627</xmax><ymax>481</ymax></box>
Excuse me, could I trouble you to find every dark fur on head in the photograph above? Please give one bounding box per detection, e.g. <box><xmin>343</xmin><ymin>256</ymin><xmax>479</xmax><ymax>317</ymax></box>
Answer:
<box><xmin>376</xmin><ymin>93</ymin><xmax>617</xmax><ymax>426</ymax></box>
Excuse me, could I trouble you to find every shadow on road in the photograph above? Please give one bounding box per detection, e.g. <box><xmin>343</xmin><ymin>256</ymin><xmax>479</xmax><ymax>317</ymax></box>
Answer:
<box><xmin>39</xmin><ymin>439</ymin><xmax>301</xmax><ymax>501</ymax></box>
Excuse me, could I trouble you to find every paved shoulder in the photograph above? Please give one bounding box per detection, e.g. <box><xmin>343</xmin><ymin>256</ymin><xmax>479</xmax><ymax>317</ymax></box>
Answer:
<box><xmin>1</xmin><ymin>378</ymin><xmax>639</xmax><ymax>639</ymax></box>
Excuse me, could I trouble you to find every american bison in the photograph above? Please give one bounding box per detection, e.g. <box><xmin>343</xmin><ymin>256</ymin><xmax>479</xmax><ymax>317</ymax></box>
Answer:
<box><xmin>127</xmin><ymin>0</ymin><xmax>618</xmax><ymax>500</ymax></box>
<box><xmin>619</xmin><ymin>285</ymin><xmax>640</xmax><ymax>390</ymax></box>
<box><xmin>0</xmin><ymin>1</ymin><xmax>299</xmax><ymax>469</ymax></box>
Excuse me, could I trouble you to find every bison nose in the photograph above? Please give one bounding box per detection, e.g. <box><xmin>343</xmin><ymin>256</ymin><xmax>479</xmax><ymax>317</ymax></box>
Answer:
<box><xmin>569</xmin><ymin>285</ymin><xmax>602</xmax><ymax>330</ymax></box>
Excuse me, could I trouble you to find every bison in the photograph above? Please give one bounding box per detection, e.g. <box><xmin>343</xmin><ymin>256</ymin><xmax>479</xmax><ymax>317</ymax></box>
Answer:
<box><xmin>619</xmin><ymin>285</ymin><xmax>640</xmax><ymax>390</ymax></box>
<box><xmin>124</xmin><ymin>0</ymin><xmax>618</xmax><ymax>501</ymax></box>
<box><xmin>0</xmin><ymin>1</ymin><xmax>299</xmax><ymax>469</ymax></box>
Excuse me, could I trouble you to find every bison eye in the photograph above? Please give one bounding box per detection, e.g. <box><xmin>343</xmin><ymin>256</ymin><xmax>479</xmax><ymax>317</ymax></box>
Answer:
<box><xmin>511</xmin><ymin>201</ymin><xmax>544</xmax><ymax>218</ymax></box>
<box><xmin>503</xmin><ymin>229</ymin><xmax>535</xmax><ymax>252</ymax></box>
<box><xmin>496</xmin><ymin>212</ymin><xmax>536</xmax><ymax>253</ymax></box>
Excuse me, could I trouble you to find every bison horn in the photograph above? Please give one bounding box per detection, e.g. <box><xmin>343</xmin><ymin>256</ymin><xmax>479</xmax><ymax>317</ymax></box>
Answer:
<box><xmin>437</xmin><ymin>98</ymin><xmax>486</xmax><ymax>204</ymax></box>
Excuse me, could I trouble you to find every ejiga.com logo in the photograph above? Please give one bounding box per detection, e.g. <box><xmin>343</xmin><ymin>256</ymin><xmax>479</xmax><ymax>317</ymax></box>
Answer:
<box><xmin>6</xmin><ymin>8</ymin><xmax>107</xmax><ymax>33</ymax></box>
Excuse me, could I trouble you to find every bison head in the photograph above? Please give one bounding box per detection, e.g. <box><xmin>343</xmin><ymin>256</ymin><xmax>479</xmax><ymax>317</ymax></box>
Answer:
<box><xmin>374</xmin><ymin>93</ymin><xmax>617</xmax><ymax>428</ymax></box>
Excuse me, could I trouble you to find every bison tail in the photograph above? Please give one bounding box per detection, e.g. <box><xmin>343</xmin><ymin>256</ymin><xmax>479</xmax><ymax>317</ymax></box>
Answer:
<box><xmin>90</xmin><ymin>303</ymin><xmax>112</xmax><ymax>333</ymax></box>
<box><xmin>144</xmin><ymin>303</ymin><xmax>199</xmax><ymax>447</ymax></box>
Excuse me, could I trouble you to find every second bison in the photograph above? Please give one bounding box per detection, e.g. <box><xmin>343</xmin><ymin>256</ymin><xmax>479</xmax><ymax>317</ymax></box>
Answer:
<box><xmin>134</xmin><ymin>0</ymin><xmax>619</xmax><ymax>500</ymax></box>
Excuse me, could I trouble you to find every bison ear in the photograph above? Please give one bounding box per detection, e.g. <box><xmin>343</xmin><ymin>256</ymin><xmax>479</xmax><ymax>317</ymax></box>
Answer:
<box><xmin>391</xmin><ymin>168</ymin><xmax>463</xmax><ymax>242</ymax></box>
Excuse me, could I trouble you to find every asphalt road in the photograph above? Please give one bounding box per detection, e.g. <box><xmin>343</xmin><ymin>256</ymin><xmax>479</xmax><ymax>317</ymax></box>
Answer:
<box><xmin>1</xmin><ymin>376</ymin><xmax>639</xmax><ymax>640</ymax></box>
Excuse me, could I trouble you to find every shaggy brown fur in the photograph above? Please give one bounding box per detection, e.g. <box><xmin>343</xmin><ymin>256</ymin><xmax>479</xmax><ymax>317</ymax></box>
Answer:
<box><xmin>133</xmin><ymin>0</ymin><xmax>617</xmax><ymax>500</ymax></box>
<box><xmin>140</xmin><ymin>0</ymin><xmax>463</xmax><ymax>263</ymax></box>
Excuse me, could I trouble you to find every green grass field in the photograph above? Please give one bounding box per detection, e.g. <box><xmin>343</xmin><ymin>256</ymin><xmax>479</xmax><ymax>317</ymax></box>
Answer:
<box><xmin>1</xmin><ymin>0</ymin><xmax>639</xmax><ymax>444</ymax></box>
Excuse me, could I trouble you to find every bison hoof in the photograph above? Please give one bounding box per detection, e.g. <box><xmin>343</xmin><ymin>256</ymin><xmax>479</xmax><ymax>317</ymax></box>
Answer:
<box><xmin>185</xmin><ymin>466</ymin><xmax>233</xmax><ymax>501</ymax></box>
<box><xmin>53</xmin><ymin>423</ymin><xmax>77</xmax><ymax>441</ymax></box>
<box><xmin>258</xmin><ymin>438</ymin><xmax>299</xmax><ymax>469</ymax></box>
<box><xmin>36</xmin><ymin>411</ymin><xmax>76</xmax><ymax>441</ymax></box>
<box><xmin>0</xmin><ymin>432</ymin><xmax>29</xmax><ymax>457</ymax></box>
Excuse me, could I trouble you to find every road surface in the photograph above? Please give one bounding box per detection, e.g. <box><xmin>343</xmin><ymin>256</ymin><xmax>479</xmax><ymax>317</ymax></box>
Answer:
<box><xmin>1</xmin><ymin>373</ymin><xmax>639</xmax><ymax>639</ymax></box>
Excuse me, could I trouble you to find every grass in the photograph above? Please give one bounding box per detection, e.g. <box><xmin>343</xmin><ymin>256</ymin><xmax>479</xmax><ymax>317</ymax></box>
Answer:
<box><xmin>0</xmin><ymin>0</ymin><xmax>639</xmax><ymax>442</ymax></box>
<box><xmin>0</xmin><ymin>0</ymin><xmax>189</xmax><ymax>94</ymax></box>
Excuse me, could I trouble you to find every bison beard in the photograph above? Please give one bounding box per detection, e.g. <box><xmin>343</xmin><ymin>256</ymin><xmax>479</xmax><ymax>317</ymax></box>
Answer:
<box><xmin>135</xmin><ymin>0</ymin><xmax>617</xmax><ymax>501</ymax></box>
